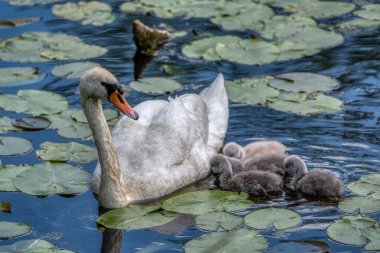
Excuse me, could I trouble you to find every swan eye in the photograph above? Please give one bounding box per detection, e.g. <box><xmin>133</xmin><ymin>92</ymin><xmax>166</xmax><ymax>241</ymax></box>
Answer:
<box><xmin>101</xmin><ymin>82</ymin><xmax>124</xmax><ymax>96</ymax></box>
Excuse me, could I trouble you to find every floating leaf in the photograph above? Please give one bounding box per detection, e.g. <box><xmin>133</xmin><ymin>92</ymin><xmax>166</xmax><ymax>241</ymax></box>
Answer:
<box><xmin>0</xmin><ymin>90</ymin><xmax>68</xmax><ymax>115</ymax></box>
<box><xmin>47</xmin><ymin>110</ymin><xmax>92</xmax><ymax>139</ymax></box>
<box><xmin>226</xmin><ymin>77</ymin><xmax>279</xmax><ymax>105</ymax></box>
<box><xmin>245</xmin><ymin>208</ymin><xmax>302</xmax><ymax>230</ymax></box>
<box><xmin>9</xmin><ymin>0</ymin><xmax>59</xmax><ymax>6</ymax></box>
<box><xmin>0</xmin><ymin>117</ymin><xmax>20</xmax><ymax>133</ymax></box>
<box><xmin>71</xmin><ymin>109</ymin><xmax>118</xmax><ymax>123</ymax></box>
<box><xmin>339</xmin><ymin>19</ymin><xmax>380</xmax><ymax>29</ymax></box>
<box><xmin>355</xmin><ymin>4</ymin><xmax>380</xmax><ymax>21</ymax></box>
<box><xmin>347</xmin><ymin>174</ymin><xmax>380</xmax><ymax>196</ymax></box>
<box><xmin>0</xmin><ymin>32</ymin><xmax>107</xmax><ymax>62</ymax></box>
<box><xmin>0</xmin><ymin>164</ymin><xmax>30</xmax><ymax>191</ymax></box>
<box><xmin>327</xmin><ymin>215</ymin><xmax>380</xmax><ymax>247</ymax></box>
<box><xmin>195</xmin><ymin>211</ymin><xmax>243</xmax><ymax>231</ymax></box>
<box><xmin>267</xmin><ymin>240</ymin><xmax>331</xmax><ymax>253</ymax></box>
<box><xmin>185</xmin><ymin>228</ymin><xmax>268</xmax><ymax>253</ymax></box>
<box><xmin>52</xmin><ymin>61</ymin><xmax>100</xmax><ymax>79</ymax></box>
<box><xmin>0</xmin><ymin>239</ymin><xmax>74</xmax><ymax>253</ymax></box>
<box><xmin>276</xmin><ymin>92</ymin><xmax>308</xmax><ymax>103</ymax></box>
<box><xmin>97</xmin><ymin>204</ymin><xmax>176</xmax><ymax>230</ymax></box>
<box><xmin>36</xmin><ymin>141</ymin><xmax>97</xmax><ymax>163</ymax></box>
<box><xmin>0</xmin><ymin>221</ymin><xmax>31</xmax><ymax>239</ymax></box>
<box><xmin>276</xmin><ymin>0</ymin><xmax>355</xmax><ymax>19</ymax></box>
<box><xmin>13</xmin><ymin>163</ymin><xmax>91</xmax><ymax>196</ymax></box>
<box><xmin>0</xmin><ymin>67</ymin><xmax>42</xmax><ymax>87</ymax></box>
<box><xmin>0</xmin><ymin>137</ymin><xmax>33</xmax><ymax>156</ymax></box>
<box><xmin>268</xmin><ymin>72</ymin><xmax>338</xmax><ymax>93</ymax></box>
<box><xmin>0</xmin><ymin>202</ymin><xmax>11</xmax><ymax>213</ymax></box>
<box><xmin>339</xmin><ymin>196</ymin><xmax>380</xmax><ymax>214</ymax></box>
<box><xmin>0</xmin><ymin>17</ymin><xmax>40</xmax><ymax>27</ymax></box>
<box><xmin>130</xmin><ymin>77</ymin><xmax>182</xmax><ymax>94</ymax></box>
<box><xmin>269</xmin><ymin>94</ymin><xmax>343</xmax><ymax>115</ymax></box>
<box><xmin>162</xmin><ymin>190</ymin><xmax>252</xmax><ymax>215</ymax></box>
<box><xmin>11</xmin><ymin>116</ymin><xmax>50</xmax><ymax>130</ymax></box>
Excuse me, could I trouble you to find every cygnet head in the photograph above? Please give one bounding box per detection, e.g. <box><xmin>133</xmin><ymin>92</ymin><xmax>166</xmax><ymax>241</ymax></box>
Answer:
<box><xmin>210</xmin><ymin>154</ymin><xmax>233</xmax><ymax>177</ymax></box>
<box><xmin>79</xmin><ymin>67</ymin><xmax>138</xmax><ymax>120</ymax></box>
<box><xmin>223</xmin><ymin>142</ymin><xmax>245</xmax><ymax>161</ymax></box>
<box><xmin>284</xmin><ymin>155</ymin><xmax>308</xmax><ymax>180</ymax></box>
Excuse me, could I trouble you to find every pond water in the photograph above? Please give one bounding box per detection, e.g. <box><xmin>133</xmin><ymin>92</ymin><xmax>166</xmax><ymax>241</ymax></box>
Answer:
<box><xmin>0</xmin><ymin>1</ymin><xmax>380</xmax><ymax>252</ymax></box>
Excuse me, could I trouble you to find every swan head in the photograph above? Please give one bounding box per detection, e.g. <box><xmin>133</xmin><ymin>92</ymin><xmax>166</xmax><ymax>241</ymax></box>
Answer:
<box><xmin>210</xmin><ymin>154</ymin><xmax>233</xmax><ymax>177</ymax></box>
<box><xmin>284</xmin><ymin>155</ymin><xmax>308</xmax><ymax>180</ymax></box>
<box><xmin>79</xmin><ymin>67</ymin><xmax>138</xmax><ymax>120</ymax></box>
<box><xmin>223</xmin><ymin>142</ymin><xmax>245</xmax><ymax>161</ymax></box>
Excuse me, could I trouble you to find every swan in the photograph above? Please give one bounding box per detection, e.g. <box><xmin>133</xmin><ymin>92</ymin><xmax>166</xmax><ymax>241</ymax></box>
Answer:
<box><xmin>79</xmin><ymin>67</ymin><xmax>228</xmax><ymax>208</ymax></box>
<box><xmin>210</xmin><ymin>154</ymin><xmax>283</xmax><ymax>196</ymax></box>
<box><xmin>243</xmin><ymin>153</ymin><xmax>287</xmax><ymax>177</ymax></box>
<box><xmin>283</xmin><ymin>155</ymin><xmax>344</xmax><ymax>198</ymax></box>
<box><xmin>223</xmin><ymin>142</ymin><xmax>245</xmax><ymax>161</ymax></box>
<box><xmin>223</xmin><ymin>141</ymin><xmax>286</xmax><ymax>161</ymax></box>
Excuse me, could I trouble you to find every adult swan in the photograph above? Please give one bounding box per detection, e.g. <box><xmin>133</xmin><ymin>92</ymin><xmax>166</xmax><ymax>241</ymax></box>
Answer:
<box><xmin>79</xmin><ymin>67</ymin><xmax>228</xmax><ymax>208</ymax></box>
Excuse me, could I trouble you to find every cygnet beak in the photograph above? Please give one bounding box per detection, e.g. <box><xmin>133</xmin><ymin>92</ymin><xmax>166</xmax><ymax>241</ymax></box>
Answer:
<box><xmin>109</xmin><ymin>90</ymin><xmax>139</xmax><ymax>120</ymax></box>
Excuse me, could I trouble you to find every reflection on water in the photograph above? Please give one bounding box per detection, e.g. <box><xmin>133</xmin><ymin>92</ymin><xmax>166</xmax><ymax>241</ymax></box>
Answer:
<box><xmin>0</xmin><ymin>0</ymin><xmax>379</xmax><ymax>252</ymax></box>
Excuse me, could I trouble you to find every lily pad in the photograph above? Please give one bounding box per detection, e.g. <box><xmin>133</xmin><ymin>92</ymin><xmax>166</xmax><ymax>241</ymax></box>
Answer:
<box><xmin>355</xmin><ymin>4</ymin><xmax>380</xmax><ymax>21</ymax></box>
<box><xmin>185</xmin><ymin>227</ymin><xmax>268</xmax><ymax>253</ymax></box>
<box><xmin>162</xmin><ymin>190</ymin><xmax>253</xmax><ymax>215</ymax></box>
<box><xmin>52</xmin><ymin>1</ymin><xmax>114</xmax><ymax>26</ymax></box>
<box><xmin>338</xmin><ymin>19</ymin><xmax>380</xmax><ymax>29</ymax></box>
<box><xmin>47</xmin><ymin>110</ymin><xmax>92</xmax><ymax>139</ymax></box>
<box><xmin>269</xmin><ymin>94</ymin><xmax>343</xmax><ymax>115</ymax></box>
<box><xmin>130</xmin><ymin>77</ymin><xmax>182</xmax><ymax>94</ymax></box>
<box><xmin>195</xmin><ymin>211</ymin><xmax>243</xmax><ymax>231</ymax></box>
<box><xmin>327</xmin><ymin>215</ymin><xmax>380</xmax><ymax>247</ymax></box>
<box><xmin>0</xmin><ymin>117</ymin><xmax>20</xmax><ymax>133</ymax></box>
<box><xmin>0</xmin><ymin>32</ymin><xmax>107</xmax><ymax>62</ymax></box>
<box><xmin>36</xmin><ymin>141</ymin><xmax>97</xmax><ymax>163</ymax></box>
<box><xmin>347</xmin><ymin>174</ymin><xmax>380</xmax><ymax>196</ymax></box>
<box><xmin>9</xmin><ymin>0</ymin><xmax>59</xmax><ymax>6</ymax></box>
<box><xmin>245</xmin><ymin>208</ymin><xmax>302</xmax><ymax>230</ymax></box>
<box><xmin>0</xmin><ymin>239</ymin><xmax>74</xmax><ymax>253</ymax></box>
<box><xmin>339</xmin><ymin>196</ymin><xmax>380</xmax><ymax>214</ymax></box>
<box><xmin>276</xmin><ymin>0</ymin><xmax>355</xmax><ymax>19</ymax></box>
<box><xmin>0</xmin><ymin>221</ymin><xmax>31</xmax><ymax>239</ymax></box>
<box><xmin>226</xmin><ymin>77</ymin><xmax>280</xmax><ymax>105</ymax></box>
<box><xmin>0</xmin><ymin>164</ymin><xmax>30</xmax><ymax>191</ymax></box>
<box><xmin>0</xmin><ymin>202</ymin><xmax>11</xmax><ymax>213</ymax></box>
<box><xmin>0</xmin><ymin>67</ymin><xmax>42</xmax><ymax>87</ymax></box>
<box><xmin>268</xmin><ymin>72</ymin><xmax>338</xmax><ymax>93</ymax></box>
<box><xmin>52</xmin><ymin>61</ymin><xmax>100</xmax><ymax>79</ymax></box>
<box><xmin>71</xmin><ymin>109</ymin><xmax>118</xmax><ymax>123</ymax></box>
<box><xmin>0</xmin><ymin>17</ymin><xmax>40</xmax><ymax>27</ymax></box>
<box><xmin>97</xmin><ymin>204</ymin><xmax>176</xmax><ymax>230</ymax></box>
<box><xmin>0</xmin><ymin>89</ymin><xmax>68</xmax><ymax>115</ymax></box>
<box><xmin>11</xmin><ymin>116</ymin><xmax>50</xmax><ymax>130</ymax></box>
<box><xmin>13</xmin><ymin>162</ymin><xmax>91</xmax><ymax>196</ymax></box>
<box><xmin>0</xmin><ymin>137</ymin><xmax>33</xmax><ymax>156</ymax></box>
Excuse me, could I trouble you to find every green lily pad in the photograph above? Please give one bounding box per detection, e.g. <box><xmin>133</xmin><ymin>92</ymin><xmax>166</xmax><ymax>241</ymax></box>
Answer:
<box><xmin>185</xmin><ymin>227</ymin><xmax>268</xmax><ymax>253</ymax></box>
<box><xmin>0</xmin><ymin>32</ymin><xmax>107</xmax><ymax>62</ymax></box>
<box><xmin>347</xmin><ymin>174</ymin><xmax>380</xmax><ymax>196</ymax></box>
<box><xmin>276</xmin><ymin>91</ymin><xmax>308</xmax><ymax>103</ymax></box>
<box><xmin>71</xmin><ymin>109</ymin><xmax>118</xmax><ymax>123</ymax></box>
<box><xmin>0</xmin><ymin>164</ymin><xmax>30</xmax><ymax>191</ymax></box>
<box><xmin>244</xmin><ymin>208</ymin><xmax>302</xmax><ymax>230</ymax></box>
<box><xmin>0</xmin><ymin>67</ymin><xmax>42</xmax><ymax>87</ymax></box>
<box><xmin>0</xmin><ymin>239</ymin><xmax>74</xmax><ymax>253</ymax></box>
<box><xmin>47</xmin><ymin>110</ymin><xmax>92</xmax><ymax>139</ymax></box>
<box><xmin>0</xmin><ymin>17</ymin><xmax>40</xmax><ymax>27</ymax></box>
<box><xmin>327</xmin><ymin>215</ymin><xmax>380</xmax><ymax>247</ymax></box>
<box><xmin>338</xmin><ymin>19</ymin><xmax>380</xmax><ymax>29</ymax></box>
<box><xmin>339</xmin><ymin>196</ymin><xmax>380</xmax><ymax>214</ymax></box>
<box><xmin>162</xmin><ymin>190</ymin><xmax>253</xmax><ymax>215</ymax></box>
<box><xmin>130</xmin><ymin>77</ymin><xmax>182</xmax><ymax>94</ymax></box>
<box><xmin>269</xmin><ymin>94</ymin><xmax>343</xmax><ymax>115</ymax></box>
<box><xmin>0</xmin><ymin>89</ymin><xmax>68</xmax><ymax>115</ymax></box>
<box><xmin>0</xmin><ymin>221</ymin><xmax>31</xmax><ymax>239</ymax></box>
<box><xmin>361</xmin><ymin>174</ymin><xmax>380</xmax><ymax>185</ymax></box>
<box><xmin>9</xmin><ymin>0</ymin><xmax>59</xmax><ymax>6</ymax></box>
<box><xmin>355</xmin><ymin>4</ymin><xmax>380</xmax><ymax>21</ymax></box>
<box><xmin>52</xmin><ymin>1</ymin><xmax>114</xmax><ymax>26</ymax></box>
<box><xmin>195</xmin><ymin>211</ymin><xmax>243</xmax><ymax>231</ymax></box>
<box><xmin>267</xmin><ymin>240</ymin><xmax>331</xmax><ymax>253</ymax></box>
<box><xmin>0</xmin><ymin>117</ymin><xmax>20</xmax><ymax>133</ymax></box>
<box><xmin>0</xmin><ymin>202</ymin><xmax>11</xmax><ymax>213</ymax></box>
<box><xmin>97</xmin><ymin>204</ymin><xmax>176</xmax><ymax>230</ymax></box>
<box><xmin>268</xmin><ymin>72</ymin><xmax>338</xmax><ymax>93</ymax></box>
<box><xmin>0</xmin><ymin>136</ymin><xmax>33</xmax><ymax>156</ymax></box>
<box><xmin>36</xmin><ymin>141</ymin><xmax>97</xmax><ymax>163</ymax></box>
<box><xmin>226</xmin><ymin>77</ymin><xmax>280</xmax><ymax>105</ymax></box>
<box><xmin>11</xmin><ymin>116</ymin><xmax>51</xmax><ymax>130</ymax></box>
<box><xmin>52</xmin><ymin>61</ymin><xmax>100</xmax><ymax>79</ymax></box>
<box><xmin>13</xmin><ymin>162</ymin><xmax>91</xmax><ymax>196</ymax></box>
<box><xmin>276</xmin><ymin>0</ymin><xmax>355</xmax><ymax>19</ymax></box>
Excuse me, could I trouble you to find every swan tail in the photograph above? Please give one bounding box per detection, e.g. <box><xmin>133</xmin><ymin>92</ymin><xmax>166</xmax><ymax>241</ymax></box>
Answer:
<box><xmin>199</xmin><ymin>73</ymin><xmax>229</xmax><ymax>153</ymax></box>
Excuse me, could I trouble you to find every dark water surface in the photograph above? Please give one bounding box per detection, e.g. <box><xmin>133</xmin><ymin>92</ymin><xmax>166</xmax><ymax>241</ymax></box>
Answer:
<box><xmin>0</xmin><ymin>1</ymin><xmax>380</xmax><ymax>252</ymax></box>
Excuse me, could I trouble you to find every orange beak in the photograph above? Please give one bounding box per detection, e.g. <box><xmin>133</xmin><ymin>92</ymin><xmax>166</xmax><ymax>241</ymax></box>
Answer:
<box><xmin>109</xmin><ymin>90</ymin><xmax>139</xmax><ymax>120</ymax></box>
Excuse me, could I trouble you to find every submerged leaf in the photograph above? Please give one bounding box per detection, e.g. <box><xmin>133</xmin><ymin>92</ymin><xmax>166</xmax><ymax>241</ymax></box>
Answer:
<box><xmin>185</xmin><ymin>228</ymin><xmax>268</xmax><ymax>253</ymax></box>
<box><xmin>0</xmin><ymin>202</ymin><xmax>11</xmax><ymax>213</ymax></box>
<box><xmin>0</xmin><ymin>136</ymin><xmax>33</xmax><ymax>156</ymax></box>
<box><xmin>0</xmin><ymin>67</ymin><xmax>42</xmax><ymax>87</ymax></box>
<box><xmin>52</xmin><ymin>62</ymin><xmax>100</xmax><ymax>79</ymax></box>
<box><xmin>338</xmin><ymin>196</ymin><xmax>380</xmax><ymax>214</ymax></box>
<box><xmin>0</xmin><ymin>17</ymin><xmax>40</xmax><ymax>27</ymax></box>
<box><xmin>195</xmin><ymin>211</ymin><xmax>243</xmax><ymax>231</ymax></box>
<box><xmin>130</xmin><ymin>77</ymin><xmax>182</xmax><ymax>94</ymax></box>
<box><xmin>0</xmin><ymin>221</ymin><xmax>31</xmax><ymax>239</ymax></box>
<box><xmin>13</xmin><ymin>162</ymin><xmax>91</xmax><ymax>196</ymax></box>
<box><xmin>244</xmin><ymin>208</ymin><xmax>302</xmax><ymax>230</ymax></box>
<box><xmin>11</xmin><ymin>116</ymin><xmax>50</xmax><ymax>130</ymax></box>
<box><xmin>162</xmin><ymin>190</ymin><xmax>252</xmax><ymax>215</ymax></box>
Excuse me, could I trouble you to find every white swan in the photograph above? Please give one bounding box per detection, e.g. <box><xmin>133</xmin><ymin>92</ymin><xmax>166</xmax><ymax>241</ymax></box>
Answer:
<box><xmin>79</xmin><ymin>67</ymin><xmax>228</xmax><ymax>208</ymax></box>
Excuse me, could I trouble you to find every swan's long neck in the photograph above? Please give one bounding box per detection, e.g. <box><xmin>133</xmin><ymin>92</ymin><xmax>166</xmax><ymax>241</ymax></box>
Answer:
<box><xmin>83</xmin><ymin>98</ymin><xmax>129</xmax><ymax>208</ymax></box>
